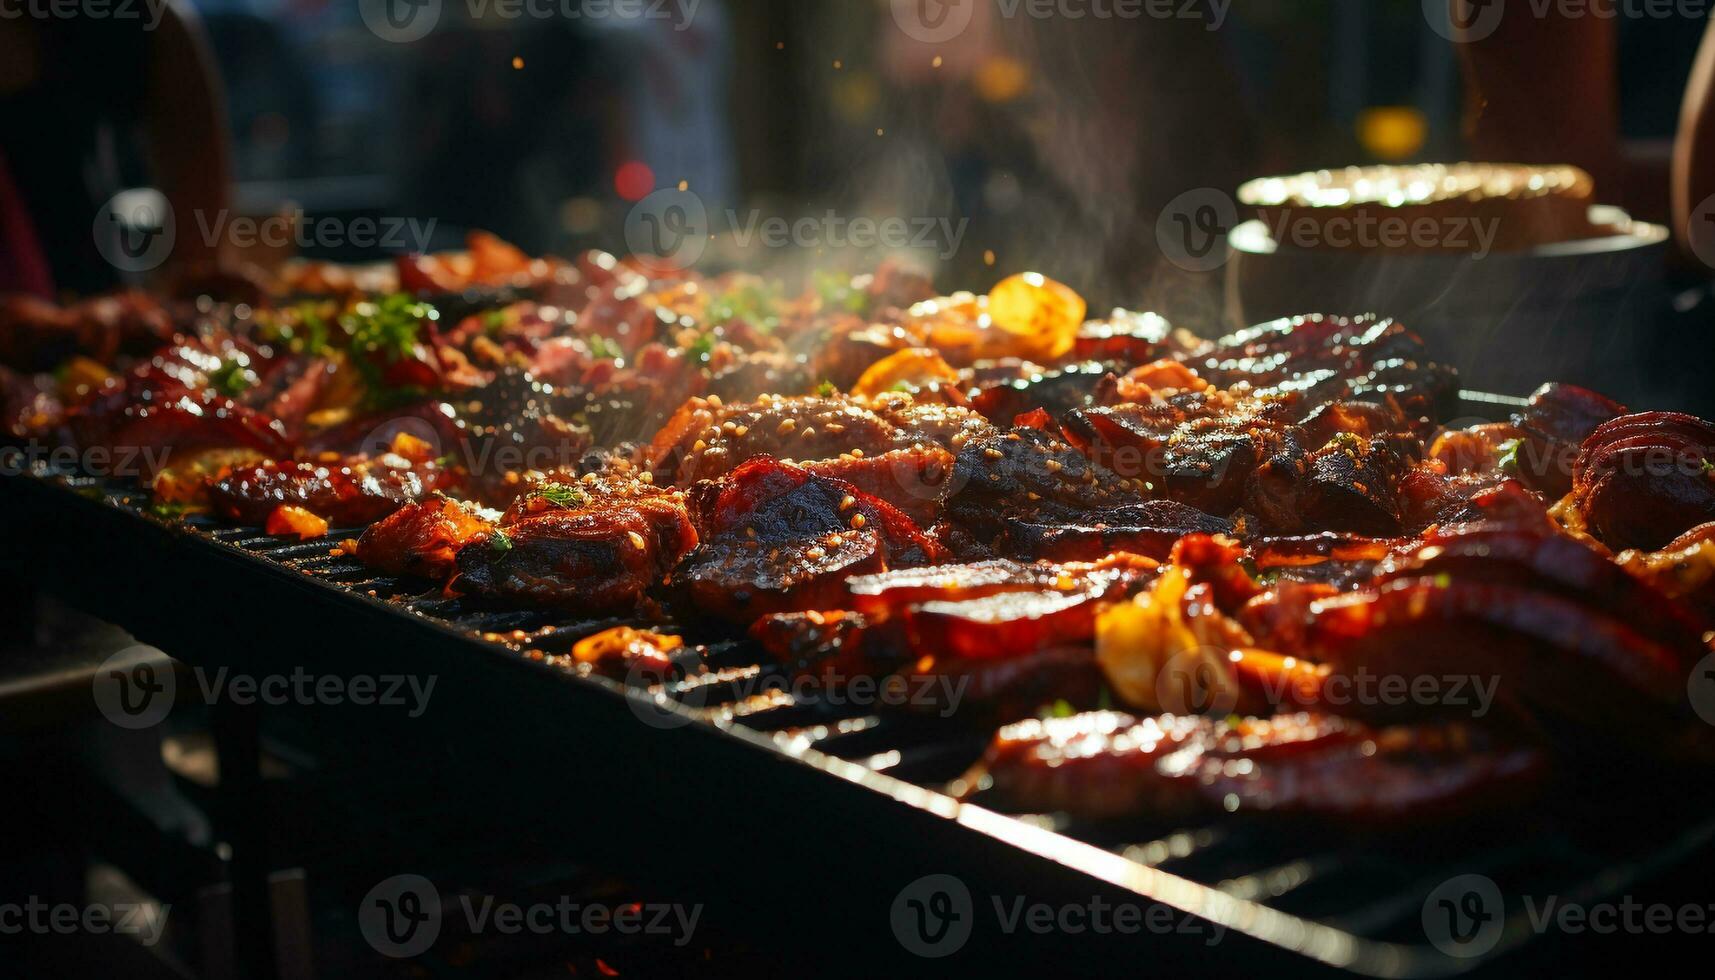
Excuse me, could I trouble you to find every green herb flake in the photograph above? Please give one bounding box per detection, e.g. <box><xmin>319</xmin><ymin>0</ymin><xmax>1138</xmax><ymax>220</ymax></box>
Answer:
<box><xmin>686</xmin><ymin>332</ymin><xmax>717</xmax><ymax>361</ymax></box>
<box><xmin>586</xmin><ymin>335</ymin><xmax>624</xmax><ymax>361</ymax></box>
<box><xmin>342</xmin><ymin>294</ymin><xmax>436</xmax><ymax>363</ymax></box>
<box><xmin>1043</xmin><ymin>699</ymin><xmax>1075</xmax><ymax>719</ymax></box>
<box><xmin>1495</xmin><ymin>438</ymin><xmax>1522</xmax><ymax>473</ymax></box>
<box><xmin>815</xmin><ymin>380</ymin><xmax>837</xmax><ymax>398</ymax></box>
<box><xmin>709</xmin><ymin>280</ymin><xmax>784</xmax><ymax>332</ymax></box>
<box><xmin>533</xmin><ymin>482</ymin><xmax>586</xmax><ymax>508</ymax></box>
<box><xmin>489</xmin><ymin>529</ymin><xmax>514</xmax><ymax>552</ymax></box>
<box><xmin>811</xmin><ymin>270</ymin><xmax>870</xmax><ymax>316</ymax></box>
<box><xmin>206</xmin><ymin>357</ymin><xmax>255</xmax><ymax>398</ymax></box>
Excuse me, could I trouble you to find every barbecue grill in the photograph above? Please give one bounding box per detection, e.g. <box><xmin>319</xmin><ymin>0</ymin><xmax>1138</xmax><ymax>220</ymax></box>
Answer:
<box><xmin>7</xmin><ymin>390</ymin><xmax>1711</xmax><ymax>978</ymax></box>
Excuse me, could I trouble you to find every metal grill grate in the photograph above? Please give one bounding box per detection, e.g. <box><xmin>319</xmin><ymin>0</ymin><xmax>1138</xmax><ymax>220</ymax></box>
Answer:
<box><xmin>9</xmin><ymin>456</ymin><xmax>1714</xmax><ymax>978</ymax></box>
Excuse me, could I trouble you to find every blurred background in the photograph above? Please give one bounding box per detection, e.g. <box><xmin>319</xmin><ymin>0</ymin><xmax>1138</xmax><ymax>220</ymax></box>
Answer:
<box><xmin>188</xmin><ymin>0</ymin><xmax>1700</xmax><ymax>314</ymax></box>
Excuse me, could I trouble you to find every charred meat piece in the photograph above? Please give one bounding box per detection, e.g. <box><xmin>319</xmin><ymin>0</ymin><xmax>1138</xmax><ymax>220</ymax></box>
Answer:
<box><xmin>1378</xmin><ymin>526</ymin><xmax>1712</xmax><ymax>655</ymax></box>
<box><xmin>210</xmin><ymin>455</ymin><xmax>455</xmax><ymax>527</ymax></box>
<box><xmin>1396</xmin><ymin>470</ymin><xmax>1550</xmax><ymax>534</ymax></box>
<box><xmin>969</xmin><ymin>362</ymin><xmax>1112</xmax><ymax>424</ymax></box>
<box><xmin>1307</xmin><ymin>575</ymin><xmax>1700</xmax><ymax>738</ymax></box>
<box><xmin>1195</xmin><ymin>314</ymin><xmax>1456</xmax><ymax>422</ymax></box>
<box><xmin>1507</xmin><ymin>382</ymin><xmax>1625</xmax><ymax>498</ymax></box>
<box><xmin>1064</xmin><ymin>393</ymin><xmax>1294</xmax><ymax>515</ymax></box>
<box><xmin>992</xmin><ymin>500</ymin><xmax>1232</xmax><ymax>562</ymax></box>
<box><xmin>79</xmin><ymin>393</ymin><xmax>292</xmax><ymax>469</ymax></box>
<box><xmin>760</xmin><ymin>556</ymin><xmax>1156</xmax><ymax>693</ymax></box>
<box><xmin>946</xmin><ymin>425</ymin><xmax>1231</xmax><ymax>560</ymax></box>
<box><xmin>651</xmin><ymin>393</ymin><xmax>992</xmax><ymax>483</ymax></box>
<box><xmin>795</xmin><ymin>446</ymin><xmax>957</xmax><ymax>528</ymax></box>
<box><xmin>357</xmin><ymin>495</ymin><xmax>496</xmax><ymax>580</ymax></box>
<box><xmin>0</xmin><ymin>291</ymin><xmax>173</xmax><ymax>371</ymax></box>
<box><xmin>676</xmin><ymin>456</ymin><xmax>943</xmax><ymax>622</ymax></box>
<box><xmin>455</xmin><ymin>487</ymin><xmax>697</xmax><ymax>614</ymax></box>
<box><xmin>1072</xmin><ymin>310</ymin><xmax>1190</xmax><ymax>367</ymax></box>
<box><xmin>1572</xmin><ymin>412</ymin><xmax>1715</xmax><ymax>551</ymax></box>
<box><xmin>67</xmin><ymin>334</ymin><xmax>296</xmax><ymax>464</ymax></box>
<box><xmin>1247</xmin><ymin>433</ymin><xmax>1409</xmax><ymax>536</ymax></box>
<box><xmin>859</xmin><ymin>554</ymin><xmax>1155</xmax><ymax>657</ymax></box>
<box><xmin>650</xmin><ymin>393</ymin><xmax>993</xmax><ymax>523</ymax></box>
<box><xmin>966</xmin><ymin>711</ymin><xmax>1542</xmax><ymax>824</ymax></box>
<box><xmin>450</xmin><ymin>368</ymin><xmax>593</xmax><ymax>490</ymax></box>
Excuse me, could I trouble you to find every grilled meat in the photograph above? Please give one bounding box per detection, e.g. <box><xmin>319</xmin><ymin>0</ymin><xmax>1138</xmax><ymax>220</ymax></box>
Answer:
<box><xmin>357</xmin><ymin>494</ymin><xmax>495</xmax><ymax>580</ymax></box>
<box><xmin>455</xmin><ymin>481</ymin><xmax>697</xmax><ymax>614</ymax></box>
<box><xmin>1571</xmin><ymin>412</ymin><xmax>1715</xmax><ymax>551</ymax></box>
<box><xmin>0</xmin><ymin>291</ymin><xmax>174</xmax><ymax>371</ymax></box>
<box><xmin>676</xmin><ymin>456</ymin><xmax>944</xmax><ymax>622</ymax></box>
<box><xmin>650</xmin><ymin>392</ymin><xmax>993</xmax><ymax>523</ymax></box>
<box><xmin>966</xmin><ymin>710</ymin><xmax>1543</xmax><ymax>824</ymax></box>
<box><xmin>209</xmin><ymin>453</ymin><xmax>456</xmax><ymax>528</ymax></box>
<box><xmin>945</xmin><ymin>423</ymin><xmax>1232</xmax><ymax>560</ymax></box>
<box><xmin>1194</xmin><ymin>313</ymin><xmax>1456</xmax><ymax>424</ymax></box>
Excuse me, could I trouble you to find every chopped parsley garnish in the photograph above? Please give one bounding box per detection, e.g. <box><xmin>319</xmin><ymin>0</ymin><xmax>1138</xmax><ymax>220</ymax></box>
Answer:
<box><xmin>812</xmin><ymin>270</ymin><xmax>870</xmax><ymax>316</ymax></box>
<box><xmin>532</xmin><ymin>482</ymin><xmax>586</xmax><ymax>508</ymax></box>
<box><xmin>1703</xmin><ymin>458</ymin><xmax>1715</xmax><ymax>475</ymax></box>
<box><xmin>342</xmin><ymin>294</ymin><xmax>436</xmax><ymax>363</ymax></box>
<box><xmin>150</xmin><ymin>500</ymin><xmax>191</xmax><ymax>520</ymax></box>
<box><xmin>489</xmin><ymin>529</ymin><xmax>514</xmax><ymax>552</ymax></box>
<box><xmin>206</xmin><ymin>357</ymin><xmax>254</xmax><ymax>398</ymax></box>
<box><xmin>292</xmin><ymin>303</ymin><xmax>332</xmax><ymax>355</ymax></box>
<box><xmin>1043</xmin><ymin>699</ymin><xmax>1075</xmax><ymax>719</ymax></box>
<box><xmin>686</xmin><ymin>332</ymin><xmax>717</xmax><ymax>361</ymax></box>
<box><xmin>708</xmin><ymin>280</ymin><xmax>783</xmax><ymax>331</ymax></box>
<box><xmin>1495</xmin><ymin>438</ymin><xmax>1522</xmax><ymax>473</ymax></box>
<box><xmin>586</xmin><ymin>335</ymin><xmax>624</xmax><ymax>361</ymax></box>
<box><xmin>815</xmin><ymin>380</ymin><xmax>838</xmax><ymax>398</ymax></box>
<box><xmin>482</xmin><ymin>309</ymin><xmax>508</xmax><ymax>336</ymax></box>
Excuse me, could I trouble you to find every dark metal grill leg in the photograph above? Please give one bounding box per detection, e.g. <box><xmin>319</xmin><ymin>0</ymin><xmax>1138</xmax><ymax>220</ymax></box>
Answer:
<box><xmin>214</xmin><ymin>697</ymin><xmax>275</xmax><ymax>980</ymax></box>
